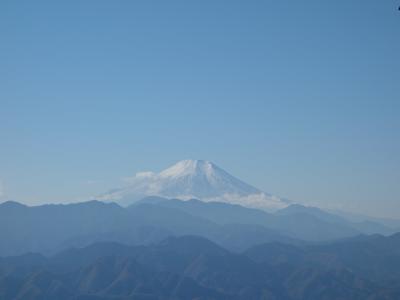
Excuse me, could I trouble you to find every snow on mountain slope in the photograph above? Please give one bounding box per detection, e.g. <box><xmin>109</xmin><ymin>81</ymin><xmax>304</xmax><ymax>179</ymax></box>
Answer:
<box><xmin>97</xmin><ymin>160</ymin><xmax>290</xmax><ymax>210</ymax></box>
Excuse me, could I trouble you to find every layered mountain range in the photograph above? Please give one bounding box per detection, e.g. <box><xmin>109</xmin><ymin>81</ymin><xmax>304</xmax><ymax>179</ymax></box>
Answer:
<box><xmin>1</xmin><ymin>160</ymin><xmax>400</xmax><ymax>299</ymax></box>
<box><xmin>0</xmin><ymin>197</ymin><xmax>396</xmax><ymax>256</ymax></box>
<box><xmin>2</xmin><ymin>234</ymin><xmax>400</xmax><ymax>299</ymax></box>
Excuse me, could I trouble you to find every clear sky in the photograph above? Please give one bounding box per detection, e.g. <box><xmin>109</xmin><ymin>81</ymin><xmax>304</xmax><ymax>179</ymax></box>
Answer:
<box><xmin>1</xmin><ymin>0</ymin><xmax>399</xmax><ymax>218</ymax></box>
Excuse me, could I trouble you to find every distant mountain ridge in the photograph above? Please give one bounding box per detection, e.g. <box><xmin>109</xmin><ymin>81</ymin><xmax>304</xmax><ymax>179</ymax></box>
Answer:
<box><xmin>2</xmin><ymin>234</ymin><xmax>400</xmax><ymax>299</ymax></box>
<box><xmin>1</xmin><ymin>197</ymin><xmax>400</xmax><ymax>299</ymax></box>
<box><xmin>97</xmin><ymin>159</ymin><xmax>290</xmax><ymax>210</ymax></box>
<box><xmin>0</xmin><ymin>197</ymin><xmax>396</xmax><ymax>257</ymax></box>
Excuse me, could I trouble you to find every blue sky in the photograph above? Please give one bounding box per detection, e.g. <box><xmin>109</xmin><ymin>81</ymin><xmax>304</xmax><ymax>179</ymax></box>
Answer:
<box><xmin>1</xmin><ymin>0</ymin><xmax>399</xmax><ymax>217</ymax></box>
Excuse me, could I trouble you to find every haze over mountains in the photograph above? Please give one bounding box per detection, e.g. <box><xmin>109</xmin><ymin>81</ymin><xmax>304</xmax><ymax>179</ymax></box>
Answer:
<box><xmin>98</xmin><ymin>159</ymin><xmax>289</xmax><ymax>210</ymax></box>
<box><xmin>2</xmin><ymin>234</ymin><xmax>400</xmax><ymax>299</ymax></box>
<box><xmin>1</xmin><ymin>199</ymin><xmax>400</xmax><ymax>299</ymax></box>
<box><xmin>0</xmin><ymin>195</ymin><xmax>397</xmax><ymax>257</ymax></box>
<box><xmin>1</xmin><ymin>160</ymin><xmax>400</xmax><ymax>299</ymax></box>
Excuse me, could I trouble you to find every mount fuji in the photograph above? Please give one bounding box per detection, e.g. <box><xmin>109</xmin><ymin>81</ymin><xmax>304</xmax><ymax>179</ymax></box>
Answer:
<box><xmin>97</xmin><ymin>160</ymin><xmax>291</xmax><ymax>210</ymax></box>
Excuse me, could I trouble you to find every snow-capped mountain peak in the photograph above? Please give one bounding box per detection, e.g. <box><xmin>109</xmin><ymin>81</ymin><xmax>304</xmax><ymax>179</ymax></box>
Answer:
<box><xmin>97</xmin><ymin>160</ymin><xmax>290</xmax><ymax>210</ymax></box>
<box><xmin>159</xmin><ymin>160</ymin><xmax>214</xmax><ymax>179</ymax></box>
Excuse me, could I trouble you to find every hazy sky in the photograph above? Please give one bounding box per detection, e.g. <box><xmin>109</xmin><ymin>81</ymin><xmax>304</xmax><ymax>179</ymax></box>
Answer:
<box><xmin>1</xmin><ymin>0</ymin><xmax>399</xmax><ymax>218</ymax></box>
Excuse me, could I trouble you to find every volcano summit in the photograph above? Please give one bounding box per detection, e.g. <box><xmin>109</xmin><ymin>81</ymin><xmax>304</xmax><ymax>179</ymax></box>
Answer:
<box><xmin>98</xmin><ymin>160</ymin><xmax>290</xmax><ymax>210</ymax></box>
